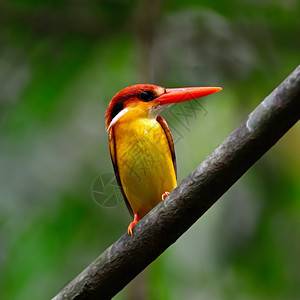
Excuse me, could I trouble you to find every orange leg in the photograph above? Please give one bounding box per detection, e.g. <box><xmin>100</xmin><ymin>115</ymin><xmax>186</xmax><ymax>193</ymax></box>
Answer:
<box><xmin>162</xmin><ymin>191</ymin><xmax>170</xmax><ymax>200</ymax></box>
<box><xmin>127</xmin><ymin>213</ymin><xmax>140</xmax><ymax>236</ymax></box>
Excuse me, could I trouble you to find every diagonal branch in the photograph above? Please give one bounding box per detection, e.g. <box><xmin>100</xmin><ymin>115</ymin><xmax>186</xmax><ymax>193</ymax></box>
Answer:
<box><xmin>53</xmin><ymin>65</ymin><xmax>300</xmax><ymax>300</ymax></box>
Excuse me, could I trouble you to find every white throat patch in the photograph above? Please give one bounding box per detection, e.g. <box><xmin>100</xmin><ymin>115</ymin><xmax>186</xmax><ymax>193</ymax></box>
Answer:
<box><xmin>148</xmin><ymin>104</ymin><xmax>171</xmax><ymax>119</ymax></box>
<box><xmin>107</xmin><ymin>104</ymin><xmax>171</xmax><ymax>131</ymax></box>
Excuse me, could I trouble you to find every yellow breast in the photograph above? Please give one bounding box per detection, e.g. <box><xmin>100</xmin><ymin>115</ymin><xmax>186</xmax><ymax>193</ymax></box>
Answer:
<box><xmin>114</xmin><ymin>110</ymin><xmax>177</xmax><ymax>218</ymax></box>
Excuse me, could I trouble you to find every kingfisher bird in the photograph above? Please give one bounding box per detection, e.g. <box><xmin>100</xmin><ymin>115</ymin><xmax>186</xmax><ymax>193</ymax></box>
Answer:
<box><xmin>105</xmin><ymin>84</ymin><xmax>222</xmax><ymax>235</ymax></box>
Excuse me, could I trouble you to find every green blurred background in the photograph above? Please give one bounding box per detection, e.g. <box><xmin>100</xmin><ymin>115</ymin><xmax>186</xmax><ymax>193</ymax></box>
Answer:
<box><xmin>1</xmin><ymin>1</ymin><xmax>299</xmax><ymax>299</ymax></box>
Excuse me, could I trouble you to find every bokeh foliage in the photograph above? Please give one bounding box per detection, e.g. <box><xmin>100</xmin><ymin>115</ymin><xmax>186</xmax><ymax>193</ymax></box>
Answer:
<box><xmin>0</xmin><ymin>1</ymin><xmax>299</xmax><ymax>299</ymax></box>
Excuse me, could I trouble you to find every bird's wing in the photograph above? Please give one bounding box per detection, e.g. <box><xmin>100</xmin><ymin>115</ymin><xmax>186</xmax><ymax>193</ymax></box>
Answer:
<box><xmin>108</xmin><ymin>126</ymin><xmax>134</xmax><ymax>216</ymax></box>
<box><xmin>156</xmin><ymin>116</ymin><xmax>177</xmax><ymax>177</ymax></box>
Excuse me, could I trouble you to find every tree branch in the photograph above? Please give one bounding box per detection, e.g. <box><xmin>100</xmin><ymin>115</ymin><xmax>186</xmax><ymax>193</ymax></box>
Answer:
<box><xmin>53</xmin><ymin>65</ymin><xmax>300</xmax><ymax>300</ymax></box>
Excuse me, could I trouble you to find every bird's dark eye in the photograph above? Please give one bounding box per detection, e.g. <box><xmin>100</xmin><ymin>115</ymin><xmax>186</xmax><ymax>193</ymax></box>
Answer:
<box><xmin>137</xmin><ymin>91</ymin><xmax>155</xmax><ymax>102</ymax></box>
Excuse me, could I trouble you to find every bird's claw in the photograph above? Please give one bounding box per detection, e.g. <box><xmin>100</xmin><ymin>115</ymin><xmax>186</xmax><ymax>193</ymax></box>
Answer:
<box><xmin>162</xmin><ymin>191</ymin><xmax>170</xmax><ymax>200</ymax></box>
<box><xmin>127</xmin><ymin>213</ymin><xmax>139</xmax><ymax>236</ymax></box>
<box><xmin>127</xmin><ymin>222</ymin><xmax>135</xmax><ymax>236</ymax></box>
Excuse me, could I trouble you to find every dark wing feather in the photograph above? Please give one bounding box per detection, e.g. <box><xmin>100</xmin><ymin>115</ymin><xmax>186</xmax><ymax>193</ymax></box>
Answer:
<box><xmin>156</xmin><ymin>116</ymin><xmax>177</xmax><ymax>177</ymax></box>
<box><xmin>108</xmin><ymin>127</ymin><xmax>134</xmax><ymax>217</ymax></box>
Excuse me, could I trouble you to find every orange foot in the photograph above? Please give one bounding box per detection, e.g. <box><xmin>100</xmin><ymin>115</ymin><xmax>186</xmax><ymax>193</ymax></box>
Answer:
<box><xmin>127</xmin><ymin>213</ymin><xmax>140</xmax><ymax>236</ymax></box>
<box><xmin>162</xmin><ymin>191</ymin><xmax>170</xmax><ymax>200</ymax></box>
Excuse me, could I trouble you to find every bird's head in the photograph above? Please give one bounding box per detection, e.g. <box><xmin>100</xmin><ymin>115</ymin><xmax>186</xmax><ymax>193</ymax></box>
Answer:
<box><xmin>105</xmin><ymin>84</ymin><xmax>222</xmax><ymax>130</ymax></box>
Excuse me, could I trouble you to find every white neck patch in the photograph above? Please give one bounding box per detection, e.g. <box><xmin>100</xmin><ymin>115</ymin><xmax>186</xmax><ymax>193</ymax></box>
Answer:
<box><xmin>107</xmin><ymin>108</ymin><xmax>130</xmax><ymax>131</ymax></box>
<box><xmin>107</xmin><ymin>104</ymin><xmax>171</xmax><ymax>131</ymax></box>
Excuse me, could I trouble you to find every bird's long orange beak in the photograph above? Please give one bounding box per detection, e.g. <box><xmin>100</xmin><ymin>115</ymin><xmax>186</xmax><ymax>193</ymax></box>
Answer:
<box><xmin>154</xmin><ymin>87</ymin><xmax>222</xmax><ymax>104</ymax></box>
